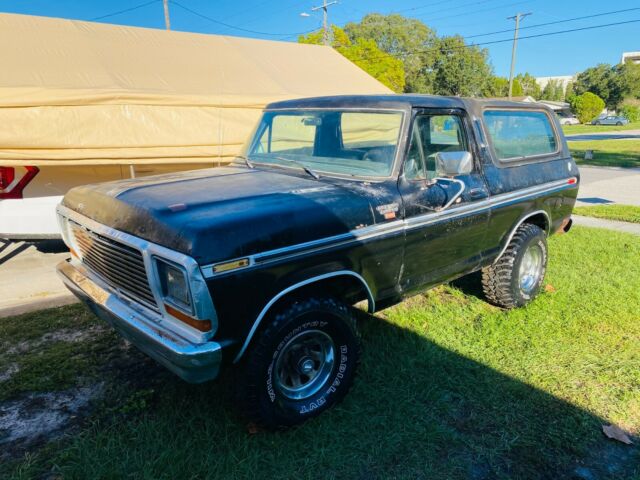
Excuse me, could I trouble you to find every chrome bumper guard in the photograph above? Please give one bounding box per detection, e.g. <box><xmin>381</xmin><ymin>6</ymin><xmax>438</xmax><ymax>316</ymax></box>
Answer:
<box><xmin>57</xmin><ymin>259</ymin><xmax>222</xmax><ymax>383</ymax></box>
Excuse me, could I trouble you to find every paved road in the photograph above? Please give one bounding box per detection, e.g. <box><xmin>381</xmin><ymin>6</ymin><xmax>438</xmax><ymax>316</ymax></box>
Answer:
<box><xmin>576</xmin><ymin>165</ymin><xmax>640</xmax><ymax>206</ymax></box>
<box><xmin>566</xmin><ymin>129</ymin><xmax>640</xmax><ymax>142</ymax></box>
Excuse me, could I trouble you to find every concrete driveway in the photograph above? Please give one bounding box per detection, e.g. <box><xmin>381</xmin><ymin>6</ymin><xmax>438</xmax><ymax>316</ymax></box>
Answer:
<box><xmin>576</xmin><ymin>165</ymin><xmax>640</xmax><ymax>206</ymax></box>
<box><xmin>0</xmin><ymin>240</ymin><xmax>75</xmax><ymax>317</ymax></box>
<box><xmin>566</xmin><ymin>129</ymin><xmax>640</xmax><ymax>142</ymax></box>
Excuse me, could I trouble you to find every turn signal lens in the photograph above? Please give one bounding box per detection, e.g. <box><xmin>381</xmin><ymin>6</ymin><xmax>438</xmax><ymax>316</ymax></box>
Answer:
<box><xmin>164</xmin><ymin>304</ymin><xmax>211</xmax><ymax>332</ymax></box>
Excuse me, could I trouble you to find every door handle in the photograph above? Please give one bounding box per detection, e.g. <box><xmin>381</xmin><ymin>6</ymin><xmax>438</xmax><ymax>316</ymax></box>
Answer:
<box><xmin>468</xmin><ymin>188</ymin><xmax>486</xmax><ymax>200</ymax></box>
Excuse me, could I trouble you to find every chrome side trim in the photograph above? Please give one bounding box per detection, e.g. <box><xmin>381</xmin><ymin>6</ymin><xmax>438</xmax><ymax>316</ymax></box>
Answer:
<box><xmin>492</xmin><ymin>210</ymin><xmax>551</xmax><ymax>264</ymax></box>
<box><xmin>203</xmin><ymin>177</ymin><xmax>576</xmax><ymax>278</ymax></box>
<box><xmin>56</xmin><ymin>204</ymin><xmax>217</xmax><ymax>344</ymax></box>
<box><xmin>232</xmin><ymin>270</ymin><xmax>374</xmax><ymax>363</ymax></box>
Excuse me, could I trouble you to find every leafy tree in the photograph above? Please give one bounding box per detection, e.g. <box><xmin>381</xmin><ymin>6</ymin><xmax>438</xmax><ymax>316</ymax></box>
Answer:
<box><xmin>344</xmin><ymin>14</ymin><xmax>495</xmax><ymax>96</ymax></box>
<box><xmin>511</xmin><ymin>79</ymin><xmax>524</xmax><ymax>97</ymax></box>
<box><xmin>299</xmin><ymin>26</ymin><xmax>405</xmax><ymax>92</ymax></box>
<box><xmin>564</xmin><ymin>81</ymin><xmax>575</xmax><ymax>102</ymax></box>
<box><xmin>574</xmin><ymin>64</ymin><xmax>615</xmax><ymax>107</ymax></box>
<box><xmin>540</xmin><ymin>79</ymin><xmax>565</xmax><ymax>102</ymax></box>
<box><xmin>620</xmin><ymin>104</ymin><xmax>640</xmax><ymax>122</ymax></box>
<box><xmin>343</xmin><ymin>14</ymin><xmax>438</xmax><ymax>93</ymax></box>
<box><xmin>569</xmin><ymin>92</ymin><xmax>605</xmax><ymax>123</ymax></box>
<box><xmin>482</xmin><ymin>76</ymin><xmax>509</xmax><ymax>97</ymax></box>
<box><xmin>609</xmin><ymin>62</ymin><xmax>640</xmax><ymax>109</ymax></box>
<box><xmin>574</xmin><ymin>62</ymin><xmax>640</xmax><ymax>109</ymax></box>
<box><xmin>515</xmin><ymin>72</ymin><xmax>541</xmax><ymax>98</ymax></box>
<box><xmin>431</xmin><ymin>35</ymin><xmax>492</xmax><ymax>96</ymax></box>
<box><xmin>481</xmin><ymin>76</ymin><xmax>524</xmax><ymax>98</ymax></box>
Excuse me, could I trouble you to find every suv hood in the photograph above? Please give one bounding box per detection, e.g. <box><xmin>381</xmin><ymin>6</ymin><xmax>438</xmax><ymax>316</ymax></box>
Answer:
<box><xmin>62</xmin><ymin>166</ymin><xmax>388</xmax><ymax>265</ymax></box>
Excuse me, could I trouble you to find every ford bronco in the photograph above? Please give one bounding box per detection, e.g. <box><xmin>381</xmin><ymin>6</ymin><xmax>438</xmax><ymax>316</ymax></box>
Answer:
<box><xmin>57</xmin><ymin>95</ymin><xmax>579</xmax><ymax>428</ymax></box>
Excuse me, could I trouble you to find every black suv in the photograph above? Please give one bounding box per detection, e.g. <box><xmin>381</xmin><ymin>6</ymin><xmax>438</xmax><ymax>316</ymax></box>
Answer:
<box><xmin>57</xmin><ymin>95</ymin><xmax>579</xmax><ymax>428</ymax></box>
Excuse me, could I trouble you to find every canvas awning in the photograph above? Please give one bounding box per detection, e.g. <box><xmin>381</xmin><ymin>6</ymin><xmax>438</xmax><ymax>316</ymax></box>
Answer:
<box><xmin>0</xmin><ymin>13</ymin><xmax>391</xmax><ymax>166</ymax></box>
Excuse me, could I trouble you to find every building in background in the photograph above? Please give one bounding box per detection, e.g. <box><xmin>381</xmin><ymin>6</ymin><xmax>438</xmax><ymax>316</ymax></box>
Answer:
<box><xmin>0</xmin><ymin>13</ymin><xmax>391</xmax><ymax>239</ymax></box>
<box><xmin>621</xmin><ymin>51</ymin><xmax>640</xmax><ymax>64</ymax></box>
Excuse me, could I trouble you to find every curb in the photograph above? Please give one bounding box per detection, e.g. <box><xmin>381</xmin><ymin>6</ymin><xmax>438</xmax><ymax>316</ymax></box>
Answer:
<box><xmin>572</xmin><ymin>215</ymin><xmax>640</xmax><ymax>236</ymax></box>
<box><xmin>0</xmin><ymin>293</ymin><xmax>79</xmax><ymax>319</ymax></box>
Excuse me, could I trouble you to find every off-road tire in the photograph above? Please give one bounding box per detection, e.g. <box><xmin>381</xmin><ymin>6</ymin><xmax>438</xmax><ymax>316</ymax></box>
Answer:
<box><xmin>481</xmin><ymin>223</ymin><xmax>547</xmax><ymax>309</ymax></box>
<box><xmin>238</xmin><ymin>297</ymin><xmax>361</xmax><ymax>429</ymax></box>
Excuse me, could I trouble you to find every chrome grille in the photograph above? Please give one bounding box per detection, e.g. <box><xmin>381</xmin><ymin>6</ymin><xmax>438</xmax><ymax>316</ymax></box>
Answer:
<box><xmin>69</xmin><ymin>221</ymin><xmax>158</xmax><ymax>311</ymax></box>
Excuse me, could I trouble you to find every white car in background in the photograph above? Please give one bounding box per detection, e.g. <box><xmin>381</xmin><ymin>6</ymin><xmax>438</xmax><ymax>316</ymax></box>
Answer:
<box><xmin>556</xmin><ymin>113</ymin><xmax>580</xmax><ymax>125</ymax></box>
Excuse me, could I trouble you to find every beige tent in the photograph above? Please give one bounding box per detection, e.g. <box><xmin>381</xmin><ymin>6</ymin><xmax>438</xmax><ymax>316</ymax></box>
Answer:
<box><xmin>0</xmin><ymin>13</ymin><xmax>391</xmax><ymax>167</ymax></box>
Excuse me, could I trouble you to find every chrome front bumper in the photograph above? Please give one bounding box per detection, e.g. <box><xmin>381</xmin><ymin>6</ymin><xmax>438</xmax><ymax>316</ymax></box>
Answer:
<box><xmin>57</xmin><ymin>259</ymin><xmax>222</xmax><ymax>383</ymax></box>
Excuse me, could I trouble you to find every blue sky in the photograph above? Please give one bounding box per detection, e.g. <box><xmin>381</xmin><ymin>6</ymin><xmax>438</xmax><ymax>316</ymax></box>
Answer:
<box><xmin>1</xmin><ymin>0</ymin><xmax>638</xmax><ymax>78</ymax></box>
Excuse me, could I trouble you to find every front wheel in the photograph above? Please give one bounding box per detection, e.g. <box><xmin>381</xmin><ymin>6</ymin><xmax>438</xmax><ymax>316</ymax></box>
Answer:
<box><xmin>616</xmin><ymin>121</ymin><xmax>623</xmax><ymax>126</ymax></box>
<box><xmin>481</xmin><ymin>223</ymin><xmax>548</xmax><ymax>309</ymax></box>
<box><xmin>238</xmin><ymin>297</ymin><xmax>361</xmax><ymax>429</ymax></box>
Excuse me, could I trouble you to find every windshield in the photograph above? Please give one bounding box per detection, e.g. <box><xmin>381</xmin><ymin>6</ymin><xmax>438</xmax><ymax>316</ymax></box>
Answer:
<box><xmin>244</xmin><ymin>110</ymin><xmax>404</xmax><ymax>178</ymax></box>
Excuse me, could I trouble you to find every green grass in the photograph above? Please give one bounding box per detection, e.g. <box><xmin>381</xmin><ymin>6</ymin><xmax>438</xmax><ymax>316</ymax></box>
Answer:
<box><xmin>0</xmin><ymin>305</ymin><xmax>119</xmax><ymax>401</ymax></box>
<box><xmin>574</xmin><ymin>204</ymin><xmax>640</xmax><ymax>224</ymax></box>
<box><xmin>568</xmin><ymin>139</ymin><xmax>640</xmax><ymax>168</ymax></box>
<box><xmin>2</xmin><ymin>227</ymin><xmax>640</xmax><ymax>479</ymax></box>
<box><xmin>562</xmin><ymin>121</ymin><xmax>640</xmax><ymax>135</ymax></box>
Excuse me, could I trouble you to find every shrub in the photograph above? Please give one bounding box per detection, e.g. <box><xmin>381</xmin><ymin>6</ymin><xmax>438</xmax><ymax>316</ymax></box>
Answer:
<box><xmin>569</xmin><ymin>92</ymin><xmax>605</xmax><ymax>123</ymax></box>
<box><xmin>620</xmin><ymin>103</ymin><xmax>640</xmax><ymax>122</ymax></box>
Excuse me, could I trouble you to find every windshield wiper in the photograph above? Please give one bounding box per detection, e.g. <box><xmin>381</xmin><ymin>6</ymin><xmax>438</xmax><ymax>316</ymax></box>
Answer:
<box><xmin>271</xmin><ymin>156</ymin><xmax>320</xmax><ymax>180</ymax></box>
<box><xmin>235</xmin><ymin>155</ymin><xmax>254</xmax><ymax>169</ymax></box>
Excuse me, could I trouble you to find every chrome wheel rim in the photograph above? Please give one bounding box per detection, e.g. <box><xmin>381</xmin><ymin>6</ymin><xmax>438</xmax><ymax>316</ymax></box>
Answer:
<box><xmin>274</xmin><ymin>330</ymin><xmax>335</xmax><ymax>401</ymax></box>
<box><xmin>519</xmin><ymin>244</ymin><xmax>543</xmax><ymax>293</ymax></box>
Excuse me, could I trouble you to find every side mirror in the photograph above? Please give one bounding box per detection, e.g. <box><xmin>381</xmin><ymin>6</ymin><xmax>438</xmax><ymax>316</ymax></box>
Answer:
<box><xmin>435</xmin><ymin>151</ymin><xmax>473</xmax><ymax>177</ymax></box>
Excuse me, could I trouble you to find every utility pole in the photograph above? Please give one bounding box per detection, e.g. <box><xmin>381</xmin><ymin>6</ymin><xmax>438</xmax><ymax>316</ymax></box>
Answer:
<box><xmin>311</xmin><ymin>0</ymin><xmax>338</xmax><ymax>46</ymax></box>
<box><xmin>163</xmin><ymin>0</ymin><xmax>171</xmax><ymax>30</ymax></box>
<box><xmin>507</xmin><ymin>12</ymin><xmax>531</xmax><ymax>99</ymax></box>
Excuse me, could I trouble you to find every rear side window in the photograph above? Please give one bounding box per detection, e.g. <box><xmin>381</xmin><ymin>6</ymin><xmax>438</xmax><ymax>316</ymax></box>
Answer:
<box><xmin>483</xmin><ymin>110</ymin><xmax>558</xmax><ymax>161</ymax></box>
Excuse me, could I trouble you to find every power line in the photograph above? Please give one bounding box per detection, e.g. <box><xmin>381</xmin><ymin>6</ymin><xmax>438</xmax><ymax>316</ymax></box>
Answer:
<box><xmin>90</xmin><ymin>0</ymin><xmax>159</xmax><ymax>21</ymax></box>
<box><xmin>170</xmin><ymin>0</ymin><xmax>316</xmax><ymax>37</ymax></box>
<box><xmin>337</xmin><ymin>18</ymin><xmax>640</xmax><ymax>64</ymax></box>
<box><xmin>466</xmin><ymin>6</ymin><xmax>640</xmax><ymax>39</ymax></box>
<box><xmin>396</xmin><ymin>0</ymin><xmax>496</xmax><ymax>16</ymax></box>
<box><xmin>394</xmin><ymin>0</ymin><xmax>460</xmax><ymax>15</ymax></box>
<box><xmin>233</xmin><ymin>0</ymin><xmax>311</xmax><ymax>30</ymax></box>
<box><xmin>414</xmin><ymin>0</ymin><xmax>532</xmax><ymax>23</ymax></box>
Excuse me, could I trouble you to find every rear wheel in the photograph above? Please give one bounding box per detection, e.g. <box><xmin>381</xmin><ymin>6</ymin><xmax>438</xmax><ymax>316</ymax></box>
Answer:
<box><xmin>594</xmin><ymin>121</ymin><xmax>601</xmax><ymax>125</ymax></box>
<box><xmin>481</xmin><ymin>223</ymin><xmax>548</xmax><ymax>309</ymax></box>
<box><xmin>238</xmin><ymin>297</ymin><xmax>361</xmax><ymax>429</ymax></box>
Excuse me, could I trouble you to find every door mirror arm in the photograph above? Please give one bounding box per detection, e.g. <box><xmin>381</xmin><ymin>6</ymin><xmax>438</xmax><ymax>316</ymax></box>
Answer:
<box><xmin>431</xmin><ymin>177</ymin><xmax>466</xmax><ymax>211</ymax></box>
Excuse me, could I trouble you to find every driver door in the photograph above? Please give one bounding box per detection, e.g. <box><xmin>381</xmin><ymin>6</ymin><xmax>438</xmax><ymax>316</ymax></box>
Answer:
<box><xmin>398</xmin><ymin>109</ymin><xmax>491</xmax><ymax>293</ymax></box>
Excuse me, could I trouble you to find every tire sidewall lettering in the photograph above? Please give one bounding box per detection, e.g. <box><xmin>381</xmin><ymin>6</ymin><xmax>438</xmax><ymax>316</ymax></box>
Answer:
<box><xmin>265</xmin><ymin>317</ymin><xmax>352</xmax><ymax>416</ymax></box>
